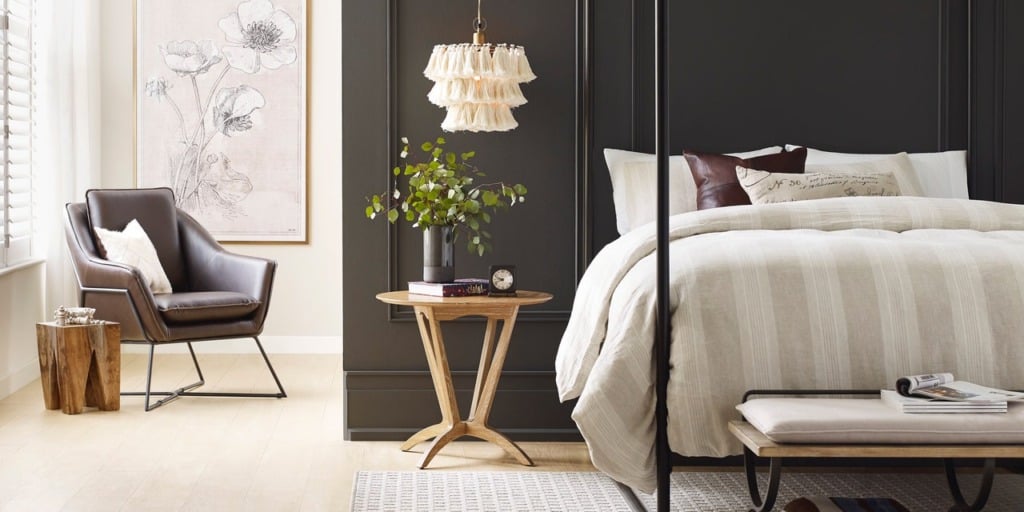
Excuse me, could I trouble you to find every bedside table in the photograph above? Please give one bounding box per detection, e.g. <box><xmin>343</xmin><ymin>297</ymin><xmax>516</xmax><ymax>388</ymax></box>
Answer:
<box><xmin>376</xmin><ymin>290</ymin><xmax>553</xmax><ymax>469</ymax></box>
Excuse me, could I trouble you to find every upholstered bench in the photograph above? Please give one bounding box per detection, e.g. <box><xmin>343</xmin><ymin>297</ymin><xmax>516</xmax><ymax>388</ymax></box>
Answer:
<box><xmin>731</xmin><ymin>392</ymin><xmax>1024</xmax><ymax>512</ymax></box>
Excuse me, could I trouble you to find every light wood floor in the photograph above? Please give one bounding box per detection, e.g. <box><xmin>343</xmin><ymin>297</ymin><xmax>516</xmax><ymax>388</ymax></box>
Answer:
<box><xmin>0</xmin><ymin>354</ymin><xmax>595</xmax><ymax>512</ymax></box>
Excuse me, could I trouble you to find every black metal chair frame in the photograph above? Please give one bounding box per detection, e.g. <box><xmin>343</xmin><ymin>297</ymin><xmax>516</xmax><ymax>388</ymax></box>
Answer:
<box><xmin>81</xmin><ymin>286</ymin><xmax>287</xmax><ymax>412</ymax></box>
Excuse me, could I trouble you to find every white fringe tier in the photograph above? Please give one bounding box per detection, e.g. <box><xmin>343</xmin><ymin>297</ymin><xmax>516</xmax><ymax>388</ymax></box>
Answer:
<box><xmin>441</xmin><ymin>103</ymin><xmax>519</xmax><ymax>133</ymax></box>
<box><xmin>427</xmin><ymin>78</ymin><xmax>527</xmax><ymax>108</ymax></box>
<box><xmin>423</xmin><ymin>43</ymin><xmax>537</xmax><ymax>83</ymax></box>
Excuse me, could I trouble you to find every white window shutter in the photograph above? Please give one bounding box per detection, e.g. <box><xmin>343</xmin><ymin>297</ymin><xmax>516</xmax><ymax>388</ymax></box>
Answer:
<box><xmin>2</xmin><ymin>0</ymin><xmax>33</xmax><ymax>268</ymax></box>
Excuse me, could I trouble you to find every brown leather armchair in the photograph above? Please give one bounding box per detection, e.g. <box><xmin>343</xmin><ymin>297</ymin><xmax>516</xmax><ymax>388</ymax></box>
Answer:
<box><xmin>64</xmin><ymin>188</ymin><xmax>286</xmax><ymax>410</ymax></box>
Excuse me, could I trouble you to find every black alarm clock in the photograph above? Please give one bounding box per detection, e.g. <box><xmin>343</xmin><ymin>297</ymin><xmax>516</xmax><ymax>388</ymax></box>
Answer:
<box><xmin>488</xmin><ymin>265</ymin><xmax>517</xmax><ymax>297</ymax></box>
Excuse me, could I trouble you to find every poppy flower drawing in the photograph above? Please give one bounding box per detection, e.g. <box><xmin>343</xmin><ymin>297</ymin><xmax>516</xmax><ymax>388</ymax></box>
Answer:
<box><xmin>146</xmin><ymin>0</ymin><xmax>301</xmax><ymax>219</ymax></box>
<box><xmin>214</xmin><ymin>86</ymin><xmax>266</xmax><ymax>136</ymax></box>
<box><xmin>218</xmin><ymin>0</ymin><xmax>298</xmax><ymax>74</ymax></box>
<box><xmin>160</xmin><ymin>40</ymin><xmax>223</xmax><ymax>76</ymax></box>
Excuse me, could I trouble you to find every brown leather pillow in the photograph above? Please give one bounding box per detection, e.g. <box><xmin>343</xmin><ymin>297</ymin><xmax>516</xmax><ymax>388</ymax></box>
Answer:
<box><xmin>685</xmin><ymin>147</ymin><xmax>807</xmax><ymax>210</ymax></box>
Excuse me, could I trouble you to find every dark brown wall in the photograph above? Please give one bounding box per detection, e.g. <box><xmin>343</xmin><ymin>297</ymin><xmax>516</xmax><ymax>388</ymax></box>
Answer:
<box><xmin>342</xmin><ymin>0</ymin><xmax>1015</xmax><ymax>440</ymax></box>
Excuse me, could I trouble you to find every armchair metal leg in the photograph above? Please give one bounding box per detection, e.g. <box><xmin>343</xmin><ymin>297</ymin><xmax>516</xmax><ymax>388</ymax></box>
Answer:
<box><xmin>121</xmin><ymin>337</ymin><xmax>286</xmax><ymax>411</ymax></box>
<box><xmin>252</xmin><ymin>336</ymin><xmax>288</xmax><ymax>398</ymax></box>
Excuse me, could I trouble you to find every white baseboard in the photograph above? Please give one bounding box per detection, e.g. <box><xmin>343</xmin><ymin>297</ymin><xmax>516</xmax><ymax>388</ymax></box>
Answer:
<box><xmin>120</xmin><ymin>335</ymin><xmax>343</xmax><ymax>355</ymax></box>
<box><xmin>0</xmin><ymin>359</ymin><xmax>40</xmax><ymax>400</ymax></box>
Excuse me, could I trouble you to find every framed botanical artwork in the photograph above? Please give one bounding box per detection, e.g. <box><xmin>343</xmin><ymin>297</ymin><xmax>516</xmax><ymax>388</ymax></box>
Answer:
<box><xmin>135</xmin><ymin>0</ymin><xmax>307</xmax><ymax>242</ymax></box>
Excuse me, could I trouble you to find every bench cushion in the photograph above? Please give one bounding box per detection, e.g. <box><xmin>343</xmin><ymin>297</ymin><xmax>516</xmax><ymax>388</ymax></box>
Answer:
<box><xmin>736</xmin><ymin>398</ymin><xmax>1024</xmax><ymax>444</ymax></box>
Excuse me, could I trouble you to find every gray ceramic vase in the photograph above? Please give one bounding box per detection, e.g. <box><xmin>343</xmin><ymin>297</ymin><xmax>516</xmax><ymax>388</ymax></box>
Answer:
<box><xmin>423</xmin><ymin>225</ymin><xmax>455</xmax><ymax>283</ymax></box>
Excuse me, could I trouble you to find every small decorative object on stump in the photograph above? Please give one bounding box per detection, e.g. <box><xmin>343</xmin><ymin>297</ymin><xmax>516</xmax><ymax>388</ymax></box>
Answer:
<box><xmin>365</xmin><ymin>137</ymin><xmax>528</xmax><ymax>283</ymax></box>
<box><xmin>36</xmin><ymin>316</ymin><xmax>121</xmax><ymax>415</ymax></box>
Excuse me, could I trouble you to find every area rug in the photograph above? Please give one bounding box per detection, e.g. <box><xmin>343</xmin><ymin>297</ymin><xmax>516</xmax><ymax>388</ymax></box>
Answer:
<box><xmin>351</xmin><ymin>470</ymin><xmax>1024</xmax><ymax>511</ymax></box>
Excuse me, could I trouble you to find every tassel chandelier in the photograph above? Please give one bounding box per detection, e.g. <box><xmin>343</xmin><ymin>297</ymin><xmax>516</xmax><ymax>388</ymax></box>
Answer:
<box><xmin>423</xmin><ymin>0</ymin><xmax>536</xmax><ymax>132</ymax></box>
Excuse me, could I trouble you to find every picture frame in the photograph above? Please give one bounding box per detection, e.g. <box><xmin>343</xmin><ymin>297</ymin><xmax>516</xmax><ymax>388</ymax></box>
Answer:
<box><xmin>134</xmin><ymin>0</ymin><xmax>308</xmax><ymax>243</ymax></box>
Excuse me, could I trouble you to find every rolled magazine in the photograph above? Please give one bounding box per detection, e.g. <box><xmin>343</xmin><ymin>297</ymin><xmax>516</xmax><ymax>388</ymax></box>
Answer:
<box><xmin>896</xmin><ymin>373</ymin><xmax>1024</xmax><ymax>402</ymax></box>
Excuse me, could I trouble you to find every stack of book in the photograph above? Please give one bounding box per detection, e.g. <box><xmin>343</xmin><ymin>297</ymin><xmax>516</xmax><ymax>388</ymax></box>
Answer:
<box><xmin>881</xmin><ymin>390</ymin><xmax>1007</xmax><ymax>414</ymax></box>
<box><xmin>881</xmin><ymin>373</ymin><xmax>1023</xmax><ymax>414</ymax></box>
<box><xmin>409</xmin><ymin>278</ymin><xmax>489</xmax><ymax>297</ymax></box>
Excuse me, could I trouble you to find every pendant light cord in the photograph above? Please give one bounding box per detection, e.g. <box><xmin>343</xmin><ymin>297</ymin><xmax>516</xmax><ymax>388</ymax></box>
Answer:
<box><xmin>473</xmin><ymin>0</ymin><xmax>487</xmax><ymax>40</ymax></box>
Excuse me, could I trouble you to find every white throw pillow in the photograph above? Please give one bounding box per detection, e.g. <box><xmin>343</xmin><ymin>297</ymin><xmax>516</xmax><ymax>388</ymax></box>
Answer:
<box><xmin>605</xmin><ymin>146</ymin><xmax>782</xmax><ymax>235</ymax></box>
<box><xmin>737</xmin><ymin>167</ymin><xmax>901</xmax><ymax>204</ymax></box>
<box><xmin>788</xmin><ymin>145</ymin><xmax>968</xmax><ymax>199</ymax></box>
<box><xmin>806</xmin><ymin>153</ymin><xmax>923</xmax><ymax>197</ymax></box>
<box><xmin>93</xmin><ymin>219</ymin><xmax>173</xmax><ymax>294</ymax></box>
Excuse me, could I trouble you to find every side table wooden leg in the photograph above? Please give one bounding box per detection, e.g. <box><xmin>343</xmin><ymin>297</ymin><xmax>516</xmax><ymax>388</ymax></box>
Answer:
<box><xmin>400</xmin><ymin>422</ymin><xmax>448</xmax><ymax>452</ymax></box>
<box><xmin>465</xmin><ymin>307</ymin><xmax>533</xmax><ymax>466</ymax></box>
<box><xmin>419</xmin><ymin>423</ymin><xmax>467</xmax><ymax>469</ymax></box>
<box><xmin>469</xmin><ymin>318</ymin><xmax>498</xmax><ymax>421</ymax></box>
<box><xmin>36</xmin><ymin>325</ymin><xmax>61</xmax><ymax>411</ymax></box>
<box><xmin>408</xmin><ymin>307</ymin><xmax>463</xmax><ymax>467</ymax></box>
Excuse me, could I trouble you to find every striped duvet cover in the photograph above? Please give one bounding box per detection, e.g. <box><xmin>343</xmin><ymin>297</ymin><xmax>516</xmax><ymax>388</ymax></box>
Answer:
<box><xmin>555</xmin><ymin>196</ymin><xmax>1024</xmax><ymax>492</ymax></box>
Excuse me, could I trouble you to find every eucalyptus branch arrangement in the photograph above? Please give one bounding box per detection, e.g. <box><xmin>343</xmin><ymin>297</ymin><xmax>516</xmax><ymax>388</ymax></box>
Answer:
<box><xmin>366</xmin><ymin>136</ymin><xmax>528</xmax><ymax>256</ymax></box>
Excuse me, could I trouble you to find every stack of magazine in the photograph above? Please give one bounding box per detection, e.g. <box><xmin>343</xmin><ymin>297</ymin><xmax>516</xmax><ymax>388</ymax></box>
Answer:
<box><xmin>882</xmin><ymin>373</ymin><xmax>1024</xmax><ymax>414</ymax></box>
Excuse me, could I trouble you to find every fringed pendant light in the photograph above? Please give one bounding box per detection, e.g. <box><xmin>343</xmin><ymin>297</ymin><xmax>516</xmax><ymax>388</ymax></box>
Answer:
<box><xmin>423</xmin><ymin>0</ymin><xmax>536</xmax><ymax>132</ymax></box>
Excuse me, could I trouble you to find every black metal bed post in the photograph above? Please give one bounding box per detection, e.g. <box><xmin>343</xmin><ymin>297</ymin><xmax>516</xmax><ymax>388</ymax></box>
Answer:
<box><xmin>654</xmin><ymin>0</ymin><xmax>671</xmax><ymax>509</ymax></box>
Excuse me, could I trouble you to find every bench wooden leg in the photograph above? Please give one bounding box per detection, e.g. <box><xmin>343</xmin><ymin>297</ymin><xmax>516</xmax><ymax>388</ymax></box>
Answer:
<box><xmin>743</xmin><ymin>446</ymin><xmax>783</xmax><ymax>512</ymax></box>
<box><xmin>945</xmin><ymin>458</ymin><xmax>995</xmax><ymax>512</ymax></box>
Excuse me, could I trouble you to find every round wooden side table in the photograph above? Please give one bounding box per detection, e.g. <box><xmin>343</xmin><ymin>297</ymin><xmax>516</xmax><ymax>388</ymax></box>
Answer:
<box><xmin>376</xmin><ymin>290</ymin><xmax>553</xmax><ymax>469</ymax></box>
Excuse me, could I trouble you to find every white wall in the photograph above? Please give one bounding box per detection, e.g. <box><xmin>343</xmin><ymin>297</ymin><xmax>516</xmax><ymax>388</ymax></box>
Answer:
<box><xmin>99</xmin><ymin>0</ymin><xmax>343</xmax><ymax>353</ymax></box>
<box><xmin>0</xmin><ymin>264</ymin><xmax>45</xmax><ymax>397</ymax></box>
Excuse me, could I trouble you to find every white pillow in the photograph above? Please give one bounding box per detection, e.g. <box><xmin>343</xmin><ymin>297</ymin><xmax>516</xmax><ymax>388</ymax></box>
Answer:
<box><xmin>93</xmin><ymin>219</ymin><xmax>173</xmax><ymax>294</ymax></box>
<box><xmin>737</xmin><ymin>167</ymin><xmax>901</xmax><ymax>204</ymax></box>
<box><xmin>788</xmin><ymin>145</ymin><xmax>968</xmax><ymax>199</ymax></box>
<box><xmin>806</xmin><ymin>153</ymin><xmax>923</xmax><ymax>197</ymax></box>
<box><xmin>605</xmin><ymin>146</ymin><xmax>782</xmax><ymax>235</ymax></box>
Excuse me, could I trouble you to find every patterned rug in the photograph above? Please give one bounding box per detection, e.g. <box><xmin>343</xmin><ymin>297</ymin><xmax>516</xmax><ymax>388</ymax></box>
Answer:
<box><xmin>351</xmin><ymin>470</ymin><xmax>1024</xmax><ymax>511</ymax></box>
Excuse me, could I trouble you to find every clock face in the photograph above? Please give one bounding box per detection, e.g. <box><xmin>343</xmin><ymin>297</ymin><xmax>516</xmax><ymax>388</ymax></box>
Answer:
<box><xmin>491</xmin><ymin>269</ymin><xmax>514</xmax><ymax>290</ymax></box>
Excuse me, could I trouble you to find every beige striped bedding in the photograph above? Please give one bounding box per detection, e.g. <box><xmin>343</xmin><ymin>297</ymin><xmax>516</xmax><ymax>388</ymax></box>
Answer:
<box><xmin>555</xmin><ymin>196</ymin><xmax>1024</xmax><ymax>493</ymax></box>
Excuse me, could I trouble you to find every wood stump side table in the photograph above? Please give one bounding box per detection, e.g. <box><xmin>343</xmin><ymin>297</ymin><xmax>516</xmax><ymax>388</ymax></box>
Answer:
<box><xmin>376</xmin><ymin>291</ymin><xmax>553</xmax><ymax>469</ymax></box>
<box><xmin>35</xmin><ymin>321</ymin><xmax>121</xmax><ymax>414</ymax></box>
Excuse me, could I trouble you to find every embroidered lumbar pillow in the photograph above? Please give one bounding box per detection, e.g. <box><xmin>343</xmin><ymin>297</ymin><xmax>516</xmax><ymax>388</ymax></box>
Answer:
<box><xmin>736</xmin><ymin>167</ymin><xmax>901</xmax><ymax>204</ymax></box>
<box><xmin>93</xmin><ymin>219</ymin><xmax>173</xmax><ymax>294</ymax></box>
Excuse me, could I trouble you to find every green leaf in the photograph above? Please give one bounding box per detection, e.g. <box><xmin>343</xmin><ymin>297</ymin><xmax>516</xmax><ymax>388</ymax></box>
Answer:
<box><xmin>469</xmin><ymin>218</ymin><xmax>479</xmax><ymax>230</ymax></box>
<box><xmin>482</xmin><ymin>190</ymin><xmax>499</xmax><ymax>207</ymax></box>
<box><xmin>432</xmin><ymin>147</ymin><xmax>443</xmax><ymax>159</ymax></box>
<box><xmin>477</xmin><ymin>244</ymin><xmax>485</xmax><ymax>257</ymax></box>
<box><xmin>406</xmin><ymin>210</ymin><xmax>415</xmax><ymax>221</ymax></box>
<box><xmin>372</xmin><ymin>195</ymin><xmax>381</xmax><ymax>205</ymax></box>
<box><xmin>421</xmin><ymin>142</ymin><xmax>433</xmax><ymax>152</ymax></box>
<box><xmin>393</xmin><ymin>166</ymin><xmax>401</xmax><ymax>176</ymax></box>
<box><xmin>387</xmin><ymin>209</ymin><xmax>399</xmax><ymax>223</ymax></box>
<box><xmin>446</xmin><ymin>152</ymin><xmax>457</xmax><ymax>166</ymax></box>
<box><xmin>514</xmin><ymin>184</ymin><xmax>527</xmax><ymax>195</ymax></box>
<box><xmin>481</xmin><ymin>212</ymin><xmax>491</xmax><ymax>223</ymax></box>
<box><xmin>436</xmin><ymin>136</ymin><xmax>446</xmax><ymax>145</ymax></box>
<box><xmin>365</xmin><ymin>205</ymin><xmax>374</xmax><ymax>218</ymax></box>
<box><xmin>461</xmin><ymin>151</ymin><xmax>475</xmax><ymax>160</ymax></box>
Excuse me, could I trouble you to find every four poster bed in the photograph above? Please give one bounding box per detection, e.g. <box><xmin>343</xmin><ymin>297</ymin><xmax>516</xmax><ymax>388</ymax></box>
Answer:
<box><xmin>556</xmin><ymin>1</ymin><xmax>1024</xmax><ymax>510</ymax></box>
